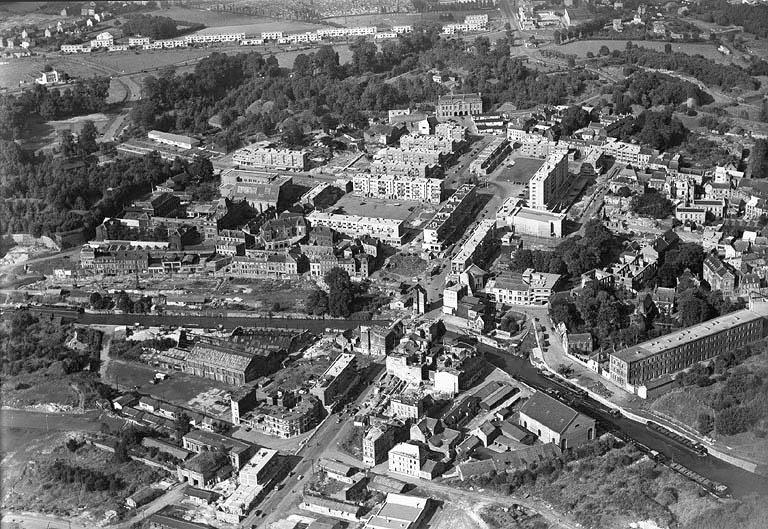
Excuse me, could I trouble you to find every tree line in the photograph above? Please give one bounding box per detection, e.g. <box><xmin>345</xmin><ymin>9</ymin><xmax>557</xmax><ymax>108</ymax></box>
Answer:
<box><xmin>0</xmin><ymin>144</ymin><xmax>174</xmax><ymax>237</ymax></box>
<box><xmin>598</xmin><ymin>45</ymin><xmax>759</xmax><ymax>92</ymax></box>
<box><xmin>47</xmin><ymin>460</ymin><xmax>124</xmax><ymax>493</ymax></box>
<box><xmin>615</xmin><ymin>70</ymin><xmax>713</xmax><ymax>109</ymax></box>
<box><xmin>122</xmin><ymin>13</ymin><xmax>204</xmax><ymax>40</ymax></box>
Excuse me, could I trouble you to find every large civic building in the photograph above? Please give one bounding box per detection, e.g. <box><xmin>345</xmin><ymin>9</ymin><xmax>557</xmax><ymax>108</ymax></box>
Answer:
<box><xmin>496</xmin><ymin>199</ymin><xmax>565</xmax><ymax>238</ymax></box>
<box><xmin>609</xmin><ymin>301</ymin><xmax>768</xmax><ymax>396</ymax></box>
<box><xmin>219</xmin><ymin>169</ymin><xmax>292</xmax><ymax>212</ymax></box>
<box><xmin>436</xmin><ymin>93</ymin><xmax>482</xmax><ymax>118</ymax></box>
<box><xmin>528</xmin><ymin>152</ymin><xmax>569</xmax><ymax>210</ymax></box>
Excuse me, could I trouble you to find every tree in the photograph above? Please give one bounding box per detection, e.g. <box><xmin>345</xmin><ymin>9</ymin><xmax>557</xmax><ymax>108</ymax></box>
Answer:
<box><xmin>664</xmin><ymin>42</ymin><xmax>672</xmax><ymax>54</ymax></box>
<box><xmin>630</xmin><ymin>190</ymin><xmax>674</xmax><ymax>219</ymax></box>
<box><xmin>599</xmin><ymin>45</ymin><xmax>610</xmax><ymax>56</ymax></box>
<box><xmin>559</xmin><ymin>105</ymin><xmax>591</xmax><ymax>136</ymax></box>
<box><xmin>350</xmin><ymin>37</ymin><xmax>378</xmax><ymax>73</ymax></box>
<box><xmin>189</xmin><ymin>155</ymin><xmax>214</xmax><ymax>181</ymax></box>
<box><xmin>306</xmin><ymin>289</ymin><xmax>329</xmax><ymax>316</ymax></box>
<box><xmin>60</xmin><ymin>130</ymin><xmax>77</xmax><ymax>158</ymax></box>
<box><xmin>697</xmin><ymin>413</ymin><xmax>714</xmax><ymax>435</ymax></box>
<box><xmin>89</xmin><ymin>292</ymin><xmax>104</xmax><ymax>309</ymax></box>
<box><xmin>324</xmin><ymin>267</ymin><xmax>353</xmax><ymax>318</ymax></box>
<box><xmin>115</xmin><ymin>290</ymin><xmax>133</xmax><ymax>313</ymax></box>
<box><xmin>113</xmin><ymin>441</ymin><xmax>130</xmax><ymax>463</ymax></box>
<box><xmin>175</xmin><ymin>413</ymin><xmax>191</xmax><ymax>437</ymax></box>
<box><xmin>78</xmin><ymin>120</ymin><xmax>98</xmax><ymax>156</ymax></box>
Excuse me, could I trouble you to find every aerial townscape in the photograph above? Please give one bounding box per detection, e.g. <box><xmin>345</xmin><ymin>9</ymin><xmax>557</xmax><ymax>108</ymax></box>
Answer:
<box><xmin>3</xmin><ymin>1</ymin><xmax>768</xmax><ymax>529</ymax></box>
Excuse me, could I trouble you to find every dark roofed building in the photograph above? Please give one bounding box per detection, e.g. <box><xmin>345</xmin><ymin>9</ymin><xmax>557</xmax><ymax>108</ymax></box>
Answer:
<box><xmin>518</xmin><ymin>391</ymin><xmax>595</xmax><ymax>450</ymax></box>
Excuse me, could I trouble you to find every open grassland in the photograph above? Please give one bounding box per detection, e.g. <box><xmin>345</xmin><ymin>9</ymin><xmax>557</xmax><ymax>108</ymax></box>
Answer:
<box><xmin>561</xmin><ymin>39</ymin><xmax>741</xmax><ymax>65</ymax></box>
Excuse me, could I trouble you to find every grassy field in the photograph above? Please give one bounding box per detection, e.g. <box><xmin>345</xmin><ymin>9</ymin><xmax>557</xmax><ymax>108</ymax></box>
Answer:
<box><xmin>323</xmin><ymin>12</ymin><xmax>447</xmax><ymax>28</ymax></box>
<box><xmin>560</xmin><ymin>39</ymin><xmax>738</xmax><ymax>65</ymax></box>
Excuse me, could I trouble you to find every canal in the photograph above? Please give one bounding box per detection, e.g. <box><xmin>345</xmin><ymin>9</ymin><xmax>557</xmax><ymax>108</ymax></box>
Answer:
<box><xmin>483</xmin><ymin>347</ymin><xmax>768</xmax><ymax>500</ymax></box>
<box><xmin>77</xmin><ymin>312</ymin><xmax>389</xmax><ymax>332</ymax></box>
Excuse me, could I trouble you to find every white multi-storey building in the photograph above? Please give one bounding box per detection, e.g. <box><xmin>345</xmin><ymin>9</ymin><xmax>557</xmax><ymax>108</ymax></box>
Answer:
<box><xmin>307</xmin><ymin>211</ymin><xmax>405</xmax><ymax>245</ymax></box>
<box><xmin>233</xmin><ymin>146</ymin><xmax>308</xmax><ymax>171</ymax></box>
<box><xmin>90</xmin><ymin>31</ymin><xmax>114</xmax><ymax>48</ymax></box>
<box><xmin>529</xmin><ymin>152</ymin><xmax>569</xmax><ymax>210</ymax></box>
<box><xmin>352</xmin><ymin>173</ymin><xmax>444</xmax><ymax>204</ymax></box>
<box><xmin>128</xmin><ymin>36</ymin><xmax>150</xmax><ymax>47</ymax></box>
<box><xmin>422</xmin><ymin>184</ymin><xmax>477</xmax><ymax>253</ymax></box>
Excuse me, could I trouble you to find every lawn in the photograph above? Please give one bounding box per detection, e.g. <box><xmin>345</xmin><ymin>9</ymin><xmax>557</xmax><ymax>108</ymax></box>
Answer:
<box><xmin>560</xmin><ymin>40</ymin><xmax>738</xmax><ymax>65</ymax></box>
<box><xmin>497</xmin><ymin>157</ymin><xmax>545</xmax><ymax>184</ymax></box>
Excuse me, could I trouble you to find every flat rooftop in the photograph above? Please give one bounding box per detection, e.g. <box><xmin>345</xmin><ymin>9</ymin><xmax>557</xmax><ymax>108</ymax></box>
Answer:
<box><xmin>612</xmin><ymin>307</ymin><xmax>768</xmax><ymax>364</ymax></box>
<box><xmin>330</xmin><ymin>194</ymin><xmax>416</xmax><ymax>221</ymax></box>
<box><xmin>513</xmin><ymin>207</ymin><xmax>566</xmax><ymax>222</ymax></box>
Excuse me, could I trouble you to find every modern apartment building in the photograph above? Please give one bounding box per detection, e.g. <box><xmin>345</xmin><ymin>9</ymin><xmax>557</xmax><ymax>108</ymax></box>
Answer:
<box><xmin>450</xmin><ymin>219</ymin><xmax>496</xmax><ymax>274</ymax></box>
<box><xmin>469</xmin><ymin>137</ymin><xmax>510</xmax><ymax>176</ymax></box>
<box><xmin>609</xmin><ymin>302</ymin><xmax>768</xmax><ymax>395</ymax></box>
<box><xmin>528</xmin><ymin>152</ymin><xmax>568</xmax><ymax>210</ymax></box>
<box><xmin>352</xmin><ymin>173</ymin><xmax>444</xmax><ymax>204</ymax></box>
<box><xmin>307</xmin><ymin>211</ymin><xmax>405</xmax><ymax>245</ymax></box>
<box><xmin>422</xmin><ymin>184</ymin><xmax>477</xmax><ymax>253</ymax></box>
<box><xmin>375</xmin><ymin>147</ymin><xmax>443</xmax><ymax>166</ymax></box>
<box><xmin>233</xmin><ymin>146</ymin><xmax>308</xmax><ymax>171</ymax></box>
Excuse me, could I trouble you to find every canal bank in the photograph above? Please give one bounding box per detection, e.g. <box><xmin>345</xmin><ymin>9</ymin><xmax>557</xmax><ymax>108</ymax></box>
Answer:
<box><xmin>481</xmin><ymin>345</ymin><xmax>768</xmax><ymax>499</ymax></box>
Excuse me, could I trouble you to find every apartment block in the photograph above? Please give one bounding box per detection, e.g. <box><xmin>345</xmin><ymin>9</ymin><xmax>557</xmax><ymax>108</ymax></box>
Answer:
<box><xmin>233</xmin><ymin>146</ymin><xmax>308</xmax><ymax>171</ymax></box>
<box><xmin>422</xmin><ymin>184</ymin><xmax>478</xmax><ymax>253</ymax></box>
<box><xmin>450</xmin><ymin>219</ymin><xmax>496</xmax><ymax>274</ymax></box>
<box><xmin>469</xmin><ymin>137</ymin><xmax>510</xmax><ymax>176</ymax></box>
<box><xmin>307</xmin><ymin>211</ymin><xmax>405</xmax><ymax>245</ymax></box>
<box><xmin>529</xmin><ymin>152</ymin><xmax>568</xmax><ymax>210</ymax></box>
<box><xmin>352</xmin><ymin>173</ymin><xmax>444</xmax><ymax>204</ymax></box>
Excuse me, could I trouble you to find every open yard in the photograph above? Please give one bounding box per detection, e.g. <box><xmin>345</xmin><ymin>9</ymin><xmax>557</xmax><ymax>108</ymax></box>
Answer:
<box><xmin>103</xmin><ymin>360</ymin><xmax>235</xmax><ymax>420</ymax></box>
<box><xmin>497</xmin><ymin>157</ymin><xmax>545</xmax><ymax>184</ymax></box>
<box><xmin>333</xmin><ymin>193</ymin><xmax>423</xmax><ymax>221</ymax></box>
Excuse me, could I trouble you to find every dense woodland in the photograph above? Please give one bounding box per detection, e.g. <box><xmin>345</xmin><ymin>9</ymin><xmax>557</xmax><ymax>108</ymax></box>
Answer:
<box><xmin>0</xmin><ymin>143</ymin><xmax>175</xmax><ymax>236</ymax></box>
<box><xmin>693</xmin><ymin>0</ymin><xmax>768</xmax><ymax>38</ymax></box>
<box><xmin>0</xmin><ymin>310</ymin><xmax>101</xmax><ymax>376</ymax></box>
<box><xmin>130</xmin><ymin>30</ymin><xmax>596</xmax><ymax>150</ymax></box>
<box><xmin>614</xmin><ymin>70</ymin><xmax>713</xmax><ymax>109</ymax></box>
<box><xmin>598</xmin><ymin>45</ymin><xmax>759</xmax><ymax>91</ymax></box>
<box><xmin>121</xmin><ymin>13</ymin><xmax>203</xmax><ymax>40</ymax></box>
<box><xmin>0</xmin><ymin>77</ymin><xmax>110</xmax><ymax>140</ymax></box>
